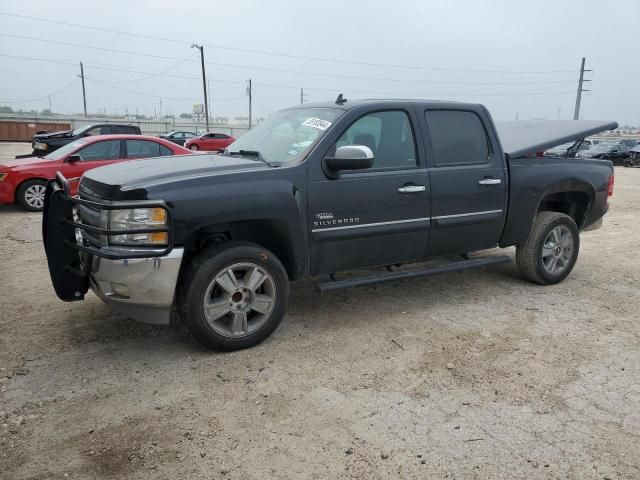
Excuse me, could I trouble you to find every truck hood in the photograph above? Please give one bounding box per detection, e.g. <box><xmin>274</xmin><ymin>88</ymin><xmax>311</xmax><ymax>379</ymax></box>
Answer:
<box><xmin>33</xmin><ymin>129</ymin><xmax>73</xmax><ymax>140</ymax></box>
<box><xmin>79</xmin><ymin>153</ymin><xmax>268</xmax><ymax>199</ymax></box>
<box><xmin>495</xmin><ymin>120</ymin><xmax>618</xmax><ymax>158</ymax></box>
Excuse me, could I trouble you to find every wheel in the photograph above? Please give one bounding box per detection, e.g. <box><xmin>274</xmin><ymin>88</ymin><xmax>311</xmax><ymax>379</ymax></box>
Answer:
<box><xmin>178</xmin><ymin>242</ymin><xmax>290</xmax><ymax>351</ymax></box>
<box><xmin>516</xmin><ymin>211</ymin><xmax>580</xmax><ymax>285</ymax></box>
<box><xmin>189</xmin><ymin>144</ymin><xmax>199</xmax><ymax>151</ymax></box>
<box><xmin>16</xmin><ymin>179</ymin><xmax>47</xmax><ymax>212</ymax></box>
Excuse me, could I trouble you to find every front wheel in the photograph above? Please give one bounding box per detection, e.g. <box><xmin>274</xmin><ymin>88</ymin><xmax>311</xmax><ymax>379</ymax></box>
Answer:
<box><xmin>16</xmin><ymin>179</ymin><xmax>47</xmax><ymax>212</ymax></box>
<box><xmin>189</xmin><ymin>144</ymin><xmax>199</xmax><ymax>151</ymax></box>
<box><xmin>516</xmin><ymin>211</ymin><xmax>580</xmax><ymax>285</ymax></box>
<box><xmin>178</xmin><ymin>242</ymin><xmax>290</xmax><ymax>351</ymax></box>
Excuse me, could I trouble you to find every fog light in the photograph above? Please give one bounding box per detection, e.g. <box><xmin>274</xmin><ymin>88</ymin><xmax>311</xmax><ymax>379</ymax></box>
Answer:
<box><xmin>110</xmin><ymin>282</ymin><xmax>130</xmax><ymax>298</ymax></box>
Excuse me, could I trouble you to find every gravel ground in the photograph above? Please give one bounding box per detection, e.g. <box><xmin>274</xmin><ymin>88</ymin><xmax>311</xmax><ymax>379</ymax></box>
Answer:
<box><xmin>1</xmin><ymin>142</ymin><xmax>639</xmax><ymax>479</ymax></box>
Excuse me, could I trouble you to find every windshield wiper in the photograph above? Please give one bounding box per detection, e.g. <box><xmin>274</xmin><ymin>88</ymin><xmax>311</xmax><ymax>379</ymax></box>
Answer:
<box><xmin>227</xmin><ymin>149</ymin><xmax>276</xmax><ymax>167</ymax></box>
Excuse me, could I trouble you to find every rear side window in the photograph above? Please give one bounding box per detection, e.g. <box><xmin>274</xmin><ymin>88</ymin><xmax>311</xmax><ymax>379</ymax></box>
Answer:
<box><xmin>113</xmin><ymin>125</ymin><xmax>138</xmax><ymax>134</ymax></box>
<box><xmin>126</xmin><ymin>140</ymin><xmax>171</xmax><ymax>158</ymax></box>
<box><xmin>425</xmin><ymin>111</ymin><xmax>490</xmax><ymax>166</ymax></box>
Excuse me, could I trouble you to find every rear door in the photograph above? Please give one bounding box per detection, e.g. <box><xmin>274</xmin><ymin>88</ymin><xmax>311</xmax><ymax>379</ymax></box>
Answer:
<box><xmin>308</xmin><ymin>107</ymin><xmax>430</xmax><ymax>275</ymax></box>
<box><xmin>61</xmin><ymin>139</ymin><xmax>123</xmax><ymax>194</ymax></box>
<box><xmin>421</xmin><ymin>109</ymin><xmax>507</xmax><ymax>256</ymax></box>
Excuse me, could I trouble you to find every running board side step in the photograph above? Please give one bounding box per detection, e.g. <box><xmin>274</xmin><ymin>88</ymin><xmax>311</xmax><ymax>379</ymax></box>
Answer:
<box><xmin>316</xmin><ymin>255</ymin><xmax>512</xmax><ymax>293</ymax></box>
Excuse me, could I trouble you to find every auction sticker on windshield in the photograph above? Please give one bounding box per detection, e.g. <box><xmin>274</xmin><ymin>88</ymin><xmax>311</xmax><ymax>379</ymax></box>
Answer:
<box><xmin>302</xmin><ymin>118</ymin><xmax>332</xmax><ymax>131</ymax></box>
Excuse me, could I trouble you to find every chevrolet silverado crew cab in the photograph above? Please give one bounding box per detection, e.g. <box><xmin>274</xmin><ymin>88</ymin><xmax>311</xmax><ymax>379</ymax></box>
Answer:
<box><xmin>42</xmin><ymin>98</ymin><xmax>617</xmax><ymax>351</ymax></box>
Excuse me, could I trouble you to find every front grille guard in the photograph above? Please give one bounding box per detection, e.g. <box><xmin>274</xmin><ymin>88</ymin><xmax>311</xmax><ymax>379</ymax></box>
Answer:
<box><xmin>46</xmin><ymin>172</ymin><xmax>174</xmax><ymax>262</ymax></box>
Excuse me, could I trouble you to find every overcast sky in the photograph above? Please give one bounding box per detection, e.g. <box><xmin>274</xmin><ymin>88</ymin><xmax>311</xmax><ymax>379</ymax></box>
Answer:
<box><xmin>0</xmin><ymin>0</ymin><xmax>638</xmax><ymax>125</ymax></box>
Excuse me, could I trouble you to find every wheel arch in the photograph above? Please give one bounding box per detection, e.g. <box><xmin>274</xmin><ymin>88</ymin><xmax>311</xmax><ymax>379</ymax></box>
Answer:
<box><xmin>536</xmin><ymin>181</ymin><xmax>595</xmax><ymax>229</ymax></box>
<box><xmin>14</xmin><ymin>176</ymin><xmax>49</xmax><ymax>203</ymax></box>
<box><xmin>180</xmin><ymin>218</ymin><xmax>302</xmax><ymax>282</ymax></box>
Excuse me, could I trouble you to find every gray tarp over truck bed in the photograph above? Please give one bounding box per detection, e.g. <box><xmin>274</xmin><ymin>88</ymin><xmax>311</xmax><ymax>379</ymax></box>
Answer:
<box><xmin>495</xmin><ymin>120</ymin><xmax>619</xmax><ymax>158</ymax></box>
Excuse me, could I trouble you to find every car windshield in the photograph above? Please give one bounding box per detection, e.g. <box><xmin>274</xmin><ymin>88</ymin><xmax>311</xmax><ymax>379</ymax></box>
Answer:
<box><xmin>225</xmin><ymin>107</ymin><xmax>343</xmax><ymax>166</ymax></box>
<box><xmin>589</xmin><ymin>144</ymin><xmax>613</xmax><ymax>152</ymax></box>
<box><xmin>44</xmin><ymin>138</ymin><xmax>90</xmax><ymax>160</ymax></box>
<box><xmin>72</xmin><ymin>125</ymin><xmax>92</xmax><ymax>135</ymax></box>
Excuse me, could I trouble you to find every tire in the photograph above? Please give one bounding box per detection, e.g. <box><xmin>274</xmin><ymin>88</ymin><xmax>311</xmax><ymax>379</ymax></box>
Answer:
<box><xmin>189</xmin><ymin>144</ymin><xmax>199</xmax><ymax>151</ymax></box>
<box><xmin>16</xmin><ymin>179</ymin><xmax>47</xmax><ymax>212</ymax></box>
<box><xmin>178</xmin><ymin>241</ymin><xmax>290</xmax><ymax>351</ymax></box>
<box><xmin>516</xmin><ymin>211</ymin><xmax>580</xmax><ymax>285</ymax></box>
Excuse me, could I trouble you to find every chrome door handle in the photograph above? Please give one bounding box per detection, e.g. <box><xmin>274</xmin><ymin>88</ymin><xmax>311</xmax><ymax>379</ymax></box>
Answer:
<box><xmin>478</xmin><ymin>178</ymin><xmax>502</xmax><ymax>185</ymax></box>
<box><xmin>397</xmin><ymin>185</ymin><xmax>426</xmax><ymax>193</ymax></box>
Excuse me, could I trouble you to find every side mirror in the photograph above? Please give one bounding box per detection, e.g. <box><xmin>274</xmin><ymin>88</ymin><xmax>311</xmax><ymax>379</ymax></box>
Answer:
<box><xmin>324</xmin><ymin>145</ymin><xmax>374</xmax><ymax>175</ymax></box>
<box><xmin>66</xmin><ymin>154</ymin><xmax>81</xmax><ymax>163</ymax></box>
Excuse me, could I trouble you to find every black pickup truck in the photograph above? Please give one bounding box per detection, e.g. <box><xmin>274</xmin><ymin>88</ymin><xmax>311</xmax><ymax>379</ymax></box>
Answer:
<box><xmin>31</xmin><ymin>124</ymin><xmax>141</xmax><ymax>156</ymax></box>
<box><xmin>42</xmin><ymin>99</ymin><xmax>617</xmax><ymax>351</ymax></box>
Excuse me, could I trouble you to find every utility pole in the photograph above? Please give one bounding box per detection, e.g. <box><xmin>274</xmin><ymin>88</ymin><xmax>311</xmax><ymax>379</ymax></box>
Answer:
<box><xmin>79</xmin><ymin>61</ymin><xmax>87</xmax><ymax>117</ymax></box>
<box><xmin>159</xmin><ymin>98</ymin><xmax>162</xmax><ymax>119</ymax></box>
<box><xmin>48</xmin><ymin>95</ymin><xmax>52</xmax><ymax>112</ymax></box>
<box><xmin>300</xmin><ymin>87</ymin><xmax>309</xmax><ymax>105</ymax></box>
<box><xmin>208</xmin><ymin>79</ymin><xmax>213</xmax><ymax>124</ymax></box>
<box><xmin>247</xmin><ymin>79</ymin><xmax>252</xmax><ymax>128</ymax></box>
<box><xmin>191</xmin><ymin>44</ymin><xmax>210</xmax><ymax>131</ymax></box>
<box><xmin>573</xmin><ymin>57</ymin><xmax>592</xmax><ymax>120</ymax></box>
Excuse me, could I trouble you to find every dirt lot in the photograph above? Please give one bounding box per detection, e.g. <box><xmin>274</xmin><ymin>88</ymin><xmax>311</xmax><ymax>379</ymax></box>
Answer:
<box><xmin>1</xmin><ymin>142</ymin><xmax>639</xmax><ymax>479</ymax></box>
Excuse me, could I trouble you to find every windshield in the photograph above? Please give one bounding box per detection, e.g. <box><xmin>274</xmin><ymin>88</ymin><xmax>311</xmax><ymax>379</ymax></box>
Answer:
<box><xmin>44</xmin><ymin>138</ymin><xmax>90</xmax><ymax>160</ymax></box>
<box><xmin>589</xmin><ymin>144</ymin><xmax>612</xmax><ymax>152</ymax></box>
<box><xmin>72</xmin><ymin>125</ymin><xmax>92</xmax><ymax>135</ymax></box>
<box><xmin>226</xmin><ymin>107</ymin><xmax>343</xmax><ymax>165</ymax></box>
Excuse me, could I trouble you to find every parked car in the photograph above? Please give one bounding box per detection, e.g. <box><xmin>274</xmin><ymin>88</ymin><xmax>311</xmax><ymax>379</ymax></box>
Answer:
<box><xmin>185</xmin><ymin>132</ymin><xmax>235</xmax><ymax>152</ymax></box>
<box><xmin>543</xmin><ymin>141</ymin><xmax>590</xmax><ymax>157</ymax></box>
<box><xmin>618</xmin><ymin>138</ymin><xmax>638</xmax><ymax>149</ymax></box>
<box><xmin>0</xmin><ymin>135</ymin><xmax>190</xmax><ymax>211</ymax></box>
<box><xmin>624</xmin><ymin>145</ymin><xmax>640</xmax><ymax>167</ymax></box>
<box><xmin>30</xmin><ymin>124</ymin><xmax>142</xmax><ymax>156</ymax></box>
<box><xmin>158</xmin><ymin>131</ymin><xmax>198</xmax><ymax>147</ymax></box>
<box><xmin>577</xmin><ymin>143</ymin><xmax>629</xmax><ymax>164</ymax></box>
<box><xmin>42</xmin><ymin>99</ymin><xmax>616</xmax><ymax>351</ymax></box>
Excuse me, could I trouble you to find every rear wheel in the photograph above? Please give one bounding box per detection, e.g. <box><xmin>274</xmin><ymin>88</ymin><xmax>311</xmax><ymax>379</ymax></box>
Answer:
<box><xmin>516</xmin><ymin>211</ymin><xmax>580</xmax><ymax>285</ymax></box>
<box><xmin>178</xmin><ymin>242</ymin><xmax>290</xmax><ymax>351</ymax></box>
<box><xmin>16</xmin><ymin>179</ymin><xmax>47</xmax><ymax>212</ymax></box>
<box><xmin>190</xmin><ymin>144</ymin><xmax>199</xmax><ymax>151</ymax></box>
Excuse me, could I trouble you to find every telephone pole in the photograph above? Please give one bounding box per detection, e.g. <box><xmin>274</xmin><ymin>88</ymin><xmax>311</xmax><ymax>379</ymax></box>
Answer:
<box><xmin>573</xmin><ymin>57</ymin><xmax>592</xmax><ymax>120</ymax></box>
<box><xmin>191</xmin><ymin>44</ymin><xmax>210</xmax><ymax>131</ymax></box>
<box><xmin>79</xmin><ymin>61</ymin><xmax>87</xmax><ymax>117</ymax></box>
<box><xmin>300</xmin><ymin>88</ymin><xmax>304</xmax><ymax>105</ymax></box>
<box><xmin>247</xmin><ymin>79</ymin><xmax>252</xmax><ymax>128</ymax></box>
<box><xmin>208</xmin><ymin>79</ymin><xmax>213</xmax><ymax>123</ymax></box>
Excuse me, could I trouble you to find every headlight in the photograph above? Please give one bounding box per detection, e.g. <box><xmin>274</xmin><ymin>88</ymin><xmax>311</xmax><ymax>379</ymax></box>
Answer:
<box><xmin>108</xmin><ymin>207</ymin><xmax>168</xmax><ymax>246</ymax></box>
<box><xmin>0</xmin><ymin>173</ymin><xmax>7</xmax><ymax>182</ymax></box>
<box><xmin>34</xmin><ymin>142</ymin><xmax>48</xmax><ymax>150</ymax></box>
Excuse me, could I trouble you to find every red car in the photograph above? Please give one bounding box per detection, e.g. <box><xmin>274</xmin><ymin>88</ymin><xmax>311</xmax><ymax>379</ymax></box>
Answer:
<box><xmin>185</xmin><ymin>132</ymin><xmax>235</xmax><ymax>152</ymax></box>
<box><xmin>0</xmin><ymin>135</ymin><xmax>191</xmax><ymax>211</ymax></box>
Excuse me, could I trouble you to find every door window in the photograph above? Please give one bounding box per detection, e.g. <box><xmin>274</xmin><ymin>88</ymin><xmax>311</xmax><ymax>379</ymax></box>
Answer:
<box><xmin>336</xmin><ymin>110</ymin><xmax>416</xmax><ymax>169</ymax></box>
<box><xmin>425</xmin><ymin>111</ymin><xmax>490</xmax><ymax>166</ymax></box>
<box><xmin>126</xmin><ymin>140</ymin><xmax>171</xmax><ymax>158</ymax></box>
<box><xmin>76</xmin><ymin>140</ymin><xmax>121</xmax><ymax>161</ymax></box>
<box><xmin>112</xmin><ymin>126</ymin><xmax>135</xmax><ymax>134</ymax></box>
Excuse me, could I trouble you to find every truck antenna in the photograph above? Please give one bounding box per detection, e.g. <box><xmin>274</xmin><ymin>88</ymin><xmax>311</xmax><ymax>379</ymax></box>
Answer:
<box><xmin>335</xmin><ymin>93</ymin><xmax>347</xmax><ymax>105</ymax></box>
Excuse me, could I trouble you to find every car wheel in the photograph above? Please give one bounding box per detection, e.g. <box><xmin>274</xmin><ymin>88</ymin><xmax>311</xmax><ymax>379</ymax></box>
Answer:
<box><xmin>516</xmin><ymin>211</ymin><xmax>580</xmax><ymax>285</ymax></box>
<box><xmin>178</xmin><ymin>242</ymin><xmax>290</xmax><ymax>351</ymax></box>
<box><xmin>16</xmin><ymin>179</ymin><xmax>47</xmax><ymax>212</ymax></box>
<box><xmin>190</xmin><ymin>144</ymin><xmax>199</xmax><ymax>151</ymax></box>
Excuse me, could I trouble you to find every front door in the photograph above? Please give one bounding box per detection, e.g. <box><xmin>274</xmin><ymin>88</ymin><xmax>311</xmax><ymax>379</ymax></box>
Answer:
<box><xmin>62</xmin><ymin>139</ymin><xmax>123</xmax><ymax>194</ymax></box>
<box><xmin>421</xmin><ymin>109</ymin><xmax>507</xmax><ymax>256</ymax></box>
<box><xmin>308</xmin><ymin>108</ymin><xmax>430</xmax><ymax>276</ymax></box>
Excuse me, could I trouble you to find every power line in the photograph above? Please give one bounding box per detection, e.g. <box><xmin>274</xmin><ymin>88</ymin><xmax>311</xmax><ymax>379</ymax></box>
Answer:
<box><xmin>83</xmin><ymin>77</ymin><xmax>197</xmax><ymax>101</ymax></box>
<box><xmin>120</xmin><ymin>52</ymin><xmax>198</xmax><ymax>83</ymax></box>
<box><xmin>0</xmin><ymin>78</ymin><xmax>78</xmax><ymax>103</ymax></box>
<box><xmin>0</xmin><ymin>34</ymin><xmax>578</xmax><ymax>87</ymax></box>
<box><xmin>0</xmin><ymin>10</ymin><xmax>577</xmax><ymax>75</ymax></box>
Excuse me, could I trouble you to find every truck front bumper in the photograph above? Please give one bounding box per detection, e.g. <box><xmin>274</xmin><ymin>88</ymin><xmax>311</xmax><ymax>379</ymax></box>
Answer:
<box><xmin>43</xmin><ymin>173</ymin><xmax>180</xmax><ymax>325</ymax></box>
<box><xmin>88</xmin><ymin>248</ymin><xmax>184</xmax><ymax>325</ymax></box>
